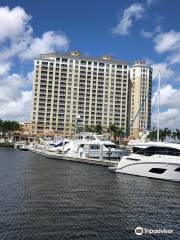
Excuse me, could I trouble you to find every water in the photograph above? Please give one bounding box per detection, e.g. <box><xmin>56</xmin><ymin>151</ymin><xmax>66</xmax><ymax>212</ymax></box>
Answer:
<box><xmin>0</xmin><ymin>148</ymin><xmax>180</xmax><ymax>240</ymax></box>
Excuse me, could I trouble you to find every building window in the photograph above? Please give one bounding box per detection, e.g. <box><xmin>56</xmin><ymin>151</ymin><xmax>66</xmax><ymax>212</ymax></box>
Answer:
<box><xmin>62</xmin><ymin>58</ymin><xmax>68</xmax><ymax>62</ymax></box>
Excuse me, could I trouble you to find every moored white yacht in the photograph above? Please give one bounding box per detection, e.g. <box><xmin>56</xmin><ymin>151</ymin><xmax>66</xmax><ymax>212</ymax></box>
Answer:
<box><xmin>111</xmin><ymin>72</ymin><xmax>180</xmax><ymax>181</ymax></box>
<box><xmin>47</xmin><ymin>139</ymin><xmax>69</xmax><ymax>152</ymax></box>
<box><xmin>58</xmin><ymin>133</ymin><xmax>128</xmax><ymax>160</ymax></box>
<box><xmin>32</xmin><ymin>132</ymin><xmax>128</xmax><ymax>161</ymax></box>
<box><xmin>33</xmin><ymin>137</ymin><xmax>66</xmax><ymax>152</ymax></box>
<box><xmin>111</xmin><ymin>141</ymin><xmax>180</xmax><ymax>181</ymax></box>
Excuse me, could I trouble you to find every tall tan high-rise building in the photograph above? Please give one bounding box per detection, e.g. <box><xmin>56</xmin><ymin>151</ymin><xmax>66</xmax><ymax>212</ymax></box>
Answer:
<box><xmin>31</xmin><ymin>51</ymin><xmax>130</xmax><ymax>136</ymax></box>
<box><xmin>129</xmin><ymin>61</ymin><xmax>152</xmax><ymax>138</ymax></box>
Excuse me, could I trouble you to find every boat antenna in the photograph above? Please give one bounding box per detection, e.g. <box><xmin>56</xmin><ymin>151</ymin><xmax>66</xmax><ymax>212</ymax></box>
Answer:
<box><xmin>157</xmin><ymin>71</ymin><xmax>161</xmax><ymax>142</ymax></box>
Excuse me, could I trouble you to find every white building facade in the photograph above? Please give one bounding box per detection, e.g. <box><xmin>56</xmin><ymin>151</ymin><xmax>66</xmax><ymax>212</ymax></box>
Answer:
<box><xmin>31</xmin><ymin>52</ymin><xmax>130</xmax><ymax>136</ymax></box>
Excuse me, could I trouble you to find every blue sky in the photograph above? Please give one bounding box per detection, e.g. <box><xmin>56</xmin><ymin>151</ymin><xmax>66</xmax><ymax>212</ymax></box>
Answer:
<box><xmin>0</xmin><ymin>0</ymin><xmax>180</xmax><ymax>129</ymax></box>
<box><xmin>3</xmin><ymin>0</ymin><xmax>179</xmax><ymax>62</ymax></box>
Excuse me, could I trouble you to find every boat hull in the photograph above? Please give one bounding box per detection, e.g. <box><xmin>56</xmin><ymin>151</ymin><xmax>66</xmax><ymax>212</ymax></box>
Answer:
<box><xmin>114</xmin><ymin>156</ymin><xmax>180</xmax><ymax>182</ymax></box>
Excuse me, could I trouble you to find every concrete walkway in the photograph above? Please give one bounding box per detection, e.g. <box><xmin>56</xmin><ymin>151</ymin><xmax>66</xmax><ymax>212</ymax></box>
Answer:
<box><xmin>29</xmin><ymin>149</ymin><xmax>119</xmax><ymax>167</ymax></box>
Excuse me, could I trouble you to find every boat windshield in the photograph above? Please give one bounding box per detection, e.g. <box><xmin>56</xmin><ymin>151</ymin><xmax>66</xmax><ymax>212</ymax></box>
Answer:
<box><xmin>104</xmin><ymin>144</ymin><xmax>118</xmax><ymax>149</ymax></box>
<box><xmin>136</xmin><ymin>146</ymin><xmax>180</xmax><ymax>156</ymax></box>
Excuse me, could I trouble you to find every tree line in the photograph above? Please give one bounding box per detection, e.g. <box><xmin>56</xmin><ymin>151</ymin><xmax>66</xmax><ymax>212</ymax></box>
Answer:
<box><xmin>84</xmin><ymin>124</ymin><xmax>126</xmax><ymax>144</ymax></box>
<box><xmin>84</xmin><ymin>125</ymin><xmax>180</xmax><ymax>142</ymax></box>
<box><xmin>0</xmin><ymin>119</ymin><xmax>21</xmax><ymax>137</ymax></box>
<box><xmin>0</xmin><ymin>118</ymin><xmax>179</xmax><ymax>143</ymax></box>
<box><xmin>148</xmin><ymin>127</ymin><xmax>180</xmax><ymax>141</ymax></box>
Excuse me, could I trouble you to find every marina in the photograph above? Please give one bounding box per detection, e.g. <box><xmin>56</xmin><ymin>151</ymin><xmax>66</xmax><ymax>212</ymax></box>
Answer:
<box><xmin>18</xmin><ymin>130</ymin><xmax>179</xmax><ymax>182</ymax></box>
<box><xmin>26</xmin><ymin>132</ymin><xmax>128</xmax><ymax>167</ymax></box>
<box><xmin>0</xmin><ymin>1</ymin><xmax>180</xmax><ymax>239</ymax></box>
<box><xmin>13</xmin><ymin>131</ymin><xmax>180</xmax><ymax>182</ymax></box>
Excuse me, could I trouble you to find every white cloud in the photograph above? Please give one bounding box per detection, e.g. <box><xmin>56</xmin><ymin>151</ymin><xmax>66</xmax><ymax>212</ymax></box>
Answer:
<box><xmin>151</xmin><ymin>62</ymin><xmax>174</xmax><ymax>80</ymax></box>
<box><xmin>27</xmin><ymin>70</ymin><xmax>34</xmax><ymax>83</ymax></box>
<box><xmin>141</xmin><ymin>29</ymin><xmax>154</xmax><ymax>38</ymax></box>
<box><xmin>161</xmin><ymin>86</ymin><xmax>180</xmax><ymax>110</ymax></box>
<box><xmin>154</xmin><ymin>30</ymin><xmax>180</xmax><ymax>53</ymax></box>
<box><xmin>151</xmin><ymin>84</ymin><xmax>180</xmax><ymax>129</ymax></box>
<box><xmin>0</xmin><ymin>62</ymin><xmax>11</xmax><ymax>76</ymax></box>
<box><xmin>152</xmin><ymin>85</ymin><xmax>180</xmax><ymax>109</ymax></box>
<box><xmin>141</xmin><ymin>25</ymin><xmax>161</xmax><ymax>39</ymax></box>
<box><xmin>0</xmin><ymin>6</ymin><xmax>69</xmax><ymax>63</ymax></box>
<box><xmin>153</xmin><ymin>30</ymin><xmax>180</xmax><ymax>65</ymax></box>
<box><xmin>174</xmin><ymin>75</ymin><xmax>180</xmax><ymax>83</ymax></box>
<box><xmin>0</xmin><ymin>90</ymin><xmax>32</xmax><ymax>121</ymax></box>
<box><xmin>0</xmin><ymin>6</ymin><xmax>31</xmax><ymax>43</ymax></box>
<box><xmin>0</xmin><ymin>33</ymin><xmax>32</xmax><ymax>61</ymax></box>
<box><xmin>141</xmin><ymin>29</ymin><xmax>180</xmax><ymax>66</ymax></box>
<box><xmin>20</xmin><ymin>31</ymin><xmax>69</xmax><ymax>60</ymax></box>
<box><xmin>159</xmin><ymin>109</ymin><xmax>180</xmax><ymax>129</ymax></box>
<box><xmin>112</xmin><ymin>3</ymin><xmax>144</xmax><ymax>35</ymax></box>
<box><xmin>146</xmin><ymin>0</ymin><xmax>157</xmax><ymax>7</ymax></box>
<box><xmin>0</xmin><ymin>73</ymin><xmax>32</xmax><ymax>121</ymax></box>
<box><xmin>0</xmin><ymin>6</ymin><xmax>70</xmax><ymax>121</ymax></box>
<box><xmin>0</xmin><ymin>74</ymin><xmax>28</xmax><ymax>102</ymax></box>
<box><xmin>149</xmin><ymin>30</ymin><xmax>180</xmax><ymax>129</ymax></box>
<box><xmin>167</xmin><ymin>52</ymin><xmax>180</xmax><ymax>65</ymax></box>
<box><xmin>152</xmin><ymin>109</ymin><xmax>180</xmax><ymax>129</ymax></box>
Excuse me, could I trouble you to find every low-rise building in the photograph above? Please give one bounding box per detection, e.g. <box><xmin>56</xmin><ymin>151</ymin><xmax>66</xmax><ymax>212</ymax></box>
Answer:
<box><xmin>20</xmin><ymin>122</ymin><xmax>31</xmax><ymax>134</ymax></box>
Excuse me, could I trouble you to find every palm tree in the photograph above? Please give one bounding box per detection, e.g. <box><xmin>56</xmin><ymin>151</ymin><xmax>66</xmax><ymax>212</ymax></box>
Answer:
<box><xmin>116</xmin><ymin>128</ymin><xmax>125</xmax><ymax>146</ymax></box>
<box><xmin>176</xmin><ymin>129</ymin><xmax>180</xmax><ymax>140</ymax></box>
<box><xmin>107</xmin><ymin>124</ymin><xmax>117</xmax><ymax>142</ymax></box>
<box><xmin>84</xmin><ymin>125</ymin><xmax>94</xmax><ymax>132</ymax></box>
<box><xmin>0</xmin><ymin>120</ymin><xmax>21</xmax><ymax>140</ymax></box>
<box><xmin>107</xmin><ymin>124</ymin><xmax>125</xmax><ymax>144</ymax></box>
<box><xmin>94</xmin><ymin>125</ymin><xmax>103</xmax><ymax>134</ymax></box>
<box><xmin>160</xmin><ymin>128</ymin><xmax>171</xmax><ymax>141</ymax></box>
<box><xmin>171</xmin><ymin>131</ymin><xmax>177</xmax><ymax>141</ymax></box>
<box><xmin>0</xmin><ymin>119</ymin><xmax>3</xmax><ymax>131</ymax></box>
<box><xmin>148</xmin><ymin>127</ymin><xmax>157</xmax><ymax>141</ymax></box>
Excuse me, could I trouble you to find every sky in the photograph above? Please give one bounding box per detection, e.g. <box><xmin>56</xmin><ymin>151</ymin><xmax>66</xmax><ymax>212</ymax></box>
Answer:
<box><xmin>0</xmin><ymin>0</ymin><xmax>180</xmax><ymax>129</ymax></box>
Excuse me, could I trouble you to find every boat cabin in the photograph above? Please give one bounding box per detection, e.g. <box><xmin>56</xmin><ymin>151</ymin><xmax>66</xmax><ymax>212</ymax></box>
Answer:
<box><xmin>135</xmin><ymin>146</ymin><xmax>180</xmax><ymax>156</ymax></box>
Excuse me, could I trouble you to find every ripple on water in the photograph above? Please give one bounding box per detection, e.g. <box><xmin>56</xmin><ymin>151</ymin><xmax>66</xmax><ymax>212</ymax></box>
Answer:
<box><xmin>0</xmin><ymin>148</ymin><xmax>180</xmax><ymax>240</ymax></box>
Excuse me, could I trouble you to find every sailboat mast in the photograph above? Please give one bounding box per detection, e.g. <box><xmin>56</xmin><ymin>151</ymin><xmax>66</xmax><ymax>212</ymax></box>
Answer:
<box><xmin>157</xmin><ymin>71</ymin><xmax>160</xmax><ymax>141</ymax></box>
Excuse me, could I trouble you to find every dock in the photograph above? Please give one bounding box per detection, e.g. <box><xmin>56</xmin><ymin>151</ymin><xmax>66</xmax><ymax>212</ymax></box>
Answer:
<box><xmin>29</xmin><ymin>149</ymin><xmax>118</xmax><ymax>167</ymax></box>
<box><xmin>0</xmin><ymin>142</ymin><xmax>14</xmax><ymax>147</ymax></box>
